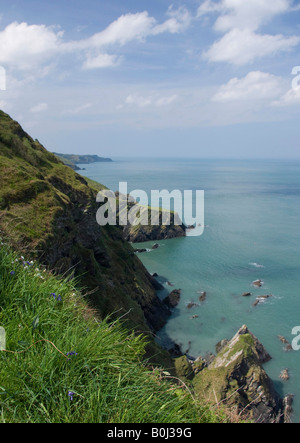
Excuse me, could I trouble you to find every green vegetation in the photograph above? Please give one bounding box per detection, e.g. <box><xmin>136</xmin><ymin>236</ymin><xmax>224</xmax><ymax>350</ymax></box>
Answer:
<box><xmin>0</xmin><ymin>242</ymin><xmax>226</xmax><ymax>423</ymax></box>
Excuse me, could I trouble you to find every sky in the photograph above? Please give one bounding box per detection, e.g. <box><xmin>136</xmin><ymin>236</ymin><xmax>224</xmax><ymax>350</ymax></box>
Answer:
<box><xmin>0</xmin><ymin>0</ymin><xmax>300</xmax><ymax>158</ymax></box>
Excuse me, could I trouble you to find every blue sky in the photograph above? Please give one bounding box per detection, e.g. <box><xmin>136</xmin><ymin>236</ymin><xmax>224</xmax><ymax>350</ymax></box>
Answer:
<box><xmin>1</xmin><ymin>0</ymin><xmax>300</xmax><ymax>158</ymax></box>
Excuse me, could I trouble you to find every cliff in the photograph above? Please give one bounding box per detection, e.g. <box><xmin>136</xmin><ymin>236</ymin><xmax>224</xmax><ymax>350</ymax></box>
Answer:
<box><xmin>0</xmin><ymin>110</ymin><xmax>171</xmax><ymax>366</ymax></box>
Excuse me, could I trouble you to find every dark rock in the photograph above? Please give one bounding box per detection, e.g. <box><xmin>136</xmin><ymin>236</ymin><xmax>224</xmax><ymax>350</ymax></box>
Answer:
<box><xmin>252</xmin><ymin>279</ymin><xmax>263</xmax><ymax>287</ymax></box>
<box><xmin>242</xmin><ymin>292</ymin><xmax>252</xmax><ymax>297</ymax></box>
<box><xmin>187</xmin><ymin>302</ymin><xmax>199</xmax><ymax>309</ymax></box>
<box><xmin>163</xmin><ymin>289</ymin><xmax>181</xmax><ymax>309</ymax></box>
<box><xmin>152</xmin><ymin>243</ymin><xmax>160</xmax><ymax>249</ymax></box>
<box><xmin>168</xmin><ymin>343</ymin><xmax>183</xmax><ymax>358</ymax></box>
<box><xmin>199</xmin><ymin>291</ymin><xmax>207</xmax><ymax>302</ymax></box>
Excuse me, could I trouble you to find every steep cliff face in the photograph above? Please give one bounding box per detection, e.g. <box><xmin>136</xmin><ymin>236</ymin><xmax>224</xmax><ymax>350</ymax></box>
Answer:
<box><xmin>0</xmin><ymin>110</ymin><xmax>171</xmax><ymax>365</ymax></box>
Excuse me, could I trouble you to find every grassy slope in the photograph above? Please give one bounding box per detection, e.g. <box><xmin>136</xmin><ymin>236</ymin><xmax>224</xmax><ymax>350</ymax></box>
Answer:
<box><xmin>0</xmin><ymin>241</ymin><xmax>226</xmax><ymax>423</ymax></box>
<box><xmin>0</xmin><ymin>110</ymin><xmax>172</xmax><ymax>368</ymax></box>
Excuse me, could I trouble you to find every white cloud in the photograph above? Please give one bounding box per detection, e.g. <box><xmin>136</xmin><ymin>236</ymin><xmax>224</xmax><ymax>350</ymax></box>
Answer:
<box><xmin>155</xmin><ymin>94</ymin><xmax>178</xmax><ymax>106</ymax></box>
<box><xmin>125</xmin><ymin>93</ymin><xmax>178</xmax><ymax>108</ymax></box>
<box><xmin>62</xmin><ymin>103</ymin><xmax>93</xmax><ymax>115</ymax></box>
<box><xmin>79</xmin><ymin>9</ymin><xmax>191</xmax><ymax>69</ymax></box>
<box><xmin>0</xmin><ymin>8</ymin><xmax>192</xmax><ymax>73</ymax></box>
<box><xmin>198</xmin><ymin>0</ymin><xmax>300</xmax><ymax>65</ymax></box>
<box><xmin>212</xmin><ymin>71</ymin><xmax>283</xmax><ymax>102</ymax></box>
<box><xmin>82</xmin><ymin>53</ymin><xmax>121</xmax><ymax>69</ymax></box>
<box><xmin>213</xmin><ymin>0</ymin><xmax>291</xmax><ymax>32</ymax></box>
<box><xmin>125</xmin><ymin>94</ymin><xmax>153</xmax><ymax>108</ymax></box>
<box><xmin>197</xmin><ymin>0</ymin><xmax>224</xmax><ymax>17</ymax></box>
<box><xmin>272</xmin><ymin>88</ymin><xmax>300</xmax><ymax>106</ymax></box>
<box><xmin>81</xmin><ymin>12</ymin><xmax>156</xmax><ymax>48</ymax></box>
<box><xmin>30</xmin><ymin>102</ymin><xmax>48</xmax><ymax>113</ymax></box>
<box><xmin>204</xmin><ymin>28</ymin><xmax>300</xmax><ymax>65</ymax></box>
<box><xmin>0</xmin><ymin>22</ymin><xmax>63</xmax><ymax>70</ymax></box>
<box><xmin>152</xmin><ymin>6</ymin><xmax>191</xmax><ymax>35</ymax></box>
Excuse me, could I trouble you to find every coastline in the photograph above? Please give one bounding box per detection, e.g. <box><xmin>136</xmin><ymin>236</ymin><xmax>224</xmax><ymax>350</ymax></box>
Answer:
<box><xmin>129</xmin><ymin>237</ymin><xmax>294</xmax><ymax>423</ymax></box>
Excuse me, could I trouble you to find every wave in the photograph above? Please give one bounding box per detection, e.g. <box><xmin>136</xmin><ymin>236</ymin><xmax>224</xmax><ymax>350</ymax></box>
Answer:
<box><xmin>249</xmin><ymin>262</ymin><xmax>265</xmax><ymax>268</ymax></box>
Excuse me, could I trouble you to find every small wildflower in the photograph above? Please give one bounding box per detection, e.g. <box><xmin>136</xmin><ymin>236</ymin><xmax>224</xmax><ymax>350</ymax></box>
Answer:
<box><xmin>66</xmin><ymin>351</ymin><xmax>78</xmax><ymax>361</ymax></box>
<box><xmin>68</xmin><ymin>391</ymin><xmax>75</xmax><ymax>401</ymax></box>
<box><xmin>10</xmin><ymin>271</ymin><xmax>15</xmax><ymax>276</ymax></box>
<box><xmin>66</xmin><ymin>351</ymin><xmax>78</xmax><ymax>357</ymax></box>
<box><xmin>50</xmin><ymin>293</ymin><xmax>62</xmax><ymax>301</ymax></box>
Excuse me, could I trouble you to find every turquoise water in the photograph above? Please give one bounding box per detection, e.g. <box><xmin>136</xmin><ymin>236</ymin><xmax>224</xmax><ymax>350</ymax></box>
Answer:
<box><xmin>80</xmin><ymin>158</ymin><xmax>300</xmax><ymax>422</ymax></box>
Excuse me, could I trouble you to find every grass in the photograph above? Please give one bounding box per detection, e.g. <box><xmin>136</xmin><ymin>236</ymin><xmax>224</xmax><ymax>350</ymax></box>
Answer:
<box><xmin>0</xmin><ymin>240</ymin><xmax>228</xmax><ymax>423</ymax></box>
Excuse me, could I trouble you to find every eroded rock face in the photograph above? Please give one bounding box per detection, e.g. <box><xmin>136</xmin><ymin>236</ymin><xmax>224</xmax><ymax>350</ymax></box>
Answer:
<box><xmin>193</xmin><ymin>325</ymin><xmax>289</xmax><ymax>423</ymax></box>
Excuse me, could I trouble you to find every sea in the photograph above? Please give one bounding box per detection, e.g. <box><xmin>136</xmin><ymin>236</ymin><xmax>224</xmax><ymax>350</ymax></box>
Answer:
<box><xmin>79</xmin><ymin>157</ymin><xmax>300</xmax><ymax>423</ymax></box>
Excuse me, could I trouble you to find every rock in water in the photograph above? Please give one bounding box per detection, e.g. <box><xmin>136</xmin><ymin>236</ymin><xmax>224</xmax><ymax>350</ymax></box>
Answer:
<box><xmin>193</xmin><ymin>325</ymin><xmax>287</xmax><ymax>423</ymax></box>
<box><xmin>199</xmin><ymin>291</ymin><xmax>207</xmax><ymax>302</ymax></box>
<box><xmin>0</xmin><ymin>327</ymin><xmax>6</xmax><ymax>351</ymax></box>
<box><xmin>252</xmin><ymin>280</ymin><xmax>263</xmax><ymax>287</ymax></box>
<box><xmin>280</xmin><ymin>369</ymin><xmax>289</xmax><ymax>381</ymax></box>
<box><xmin>163</xmin><ymin>289</ymin><xmax>181</xmax><ymax>309</ymax></box>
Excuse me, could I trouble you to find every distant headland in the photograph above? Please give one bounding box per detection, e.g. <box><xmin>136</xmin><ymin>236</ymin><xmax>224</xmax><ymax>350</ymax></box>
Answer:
<box><xmin>53</xmin><ymin>152</ymin><xmax>113</xmax><ymax>170</ymax></box>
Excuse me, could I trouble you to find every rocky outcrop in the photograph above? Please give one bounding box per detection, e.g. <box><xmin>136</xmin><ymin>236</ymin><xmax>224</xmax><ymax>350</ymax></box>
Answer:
<box><xmin>122</xmin><ymin>205</ymin><xmax>186</xmax><ymax>243</ymax></box>
<box><xmin>123</xmin><ymin>221</ymin><xmax>186</xmax><ymax>243</ymax></box>
<box><xmin>193</xmin><ymin>325</ymin><xmax>291</xmax><ymax>423</ymax></box>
